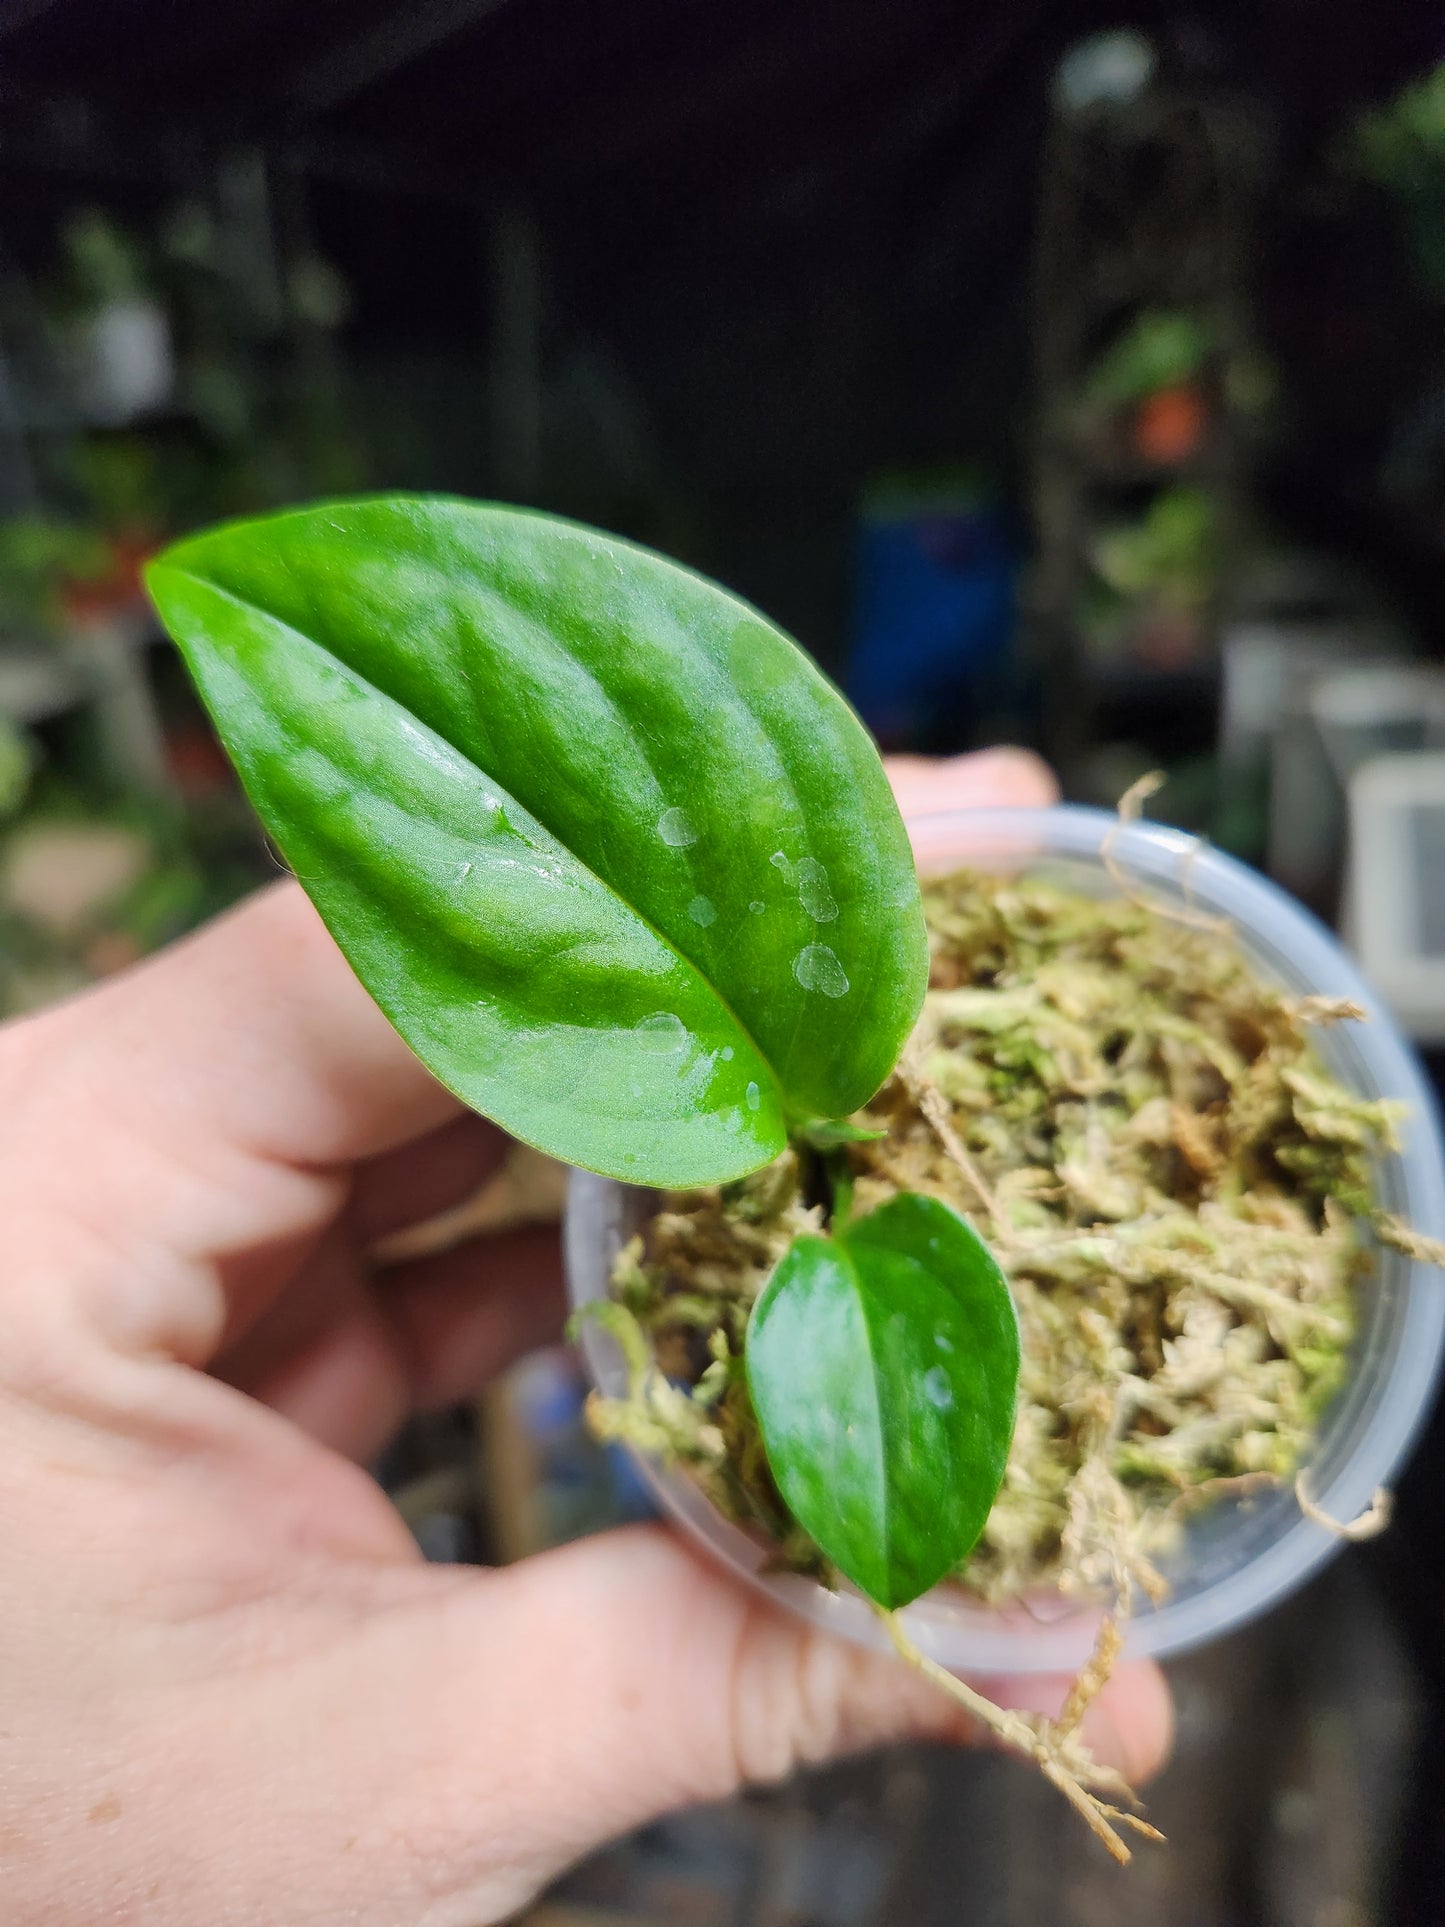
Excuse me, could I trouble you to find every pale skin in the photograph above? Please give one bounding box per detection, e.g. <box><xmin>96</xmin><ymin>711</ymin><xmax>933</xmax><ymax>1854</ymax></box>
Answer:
<box><xmin>0</xmin><ymin>750</ymin><xmax>1171</xmax><ymax>1926</ymax></box>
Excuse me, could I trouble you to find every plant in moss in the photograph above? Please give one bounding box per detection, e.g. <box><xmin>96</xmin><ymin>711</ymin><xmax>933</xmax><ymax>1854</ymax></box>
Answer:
<box><xmin>148</xmin><ymin>496</ymin><xmax>1157</xmax><ymax>1858</ymax></box>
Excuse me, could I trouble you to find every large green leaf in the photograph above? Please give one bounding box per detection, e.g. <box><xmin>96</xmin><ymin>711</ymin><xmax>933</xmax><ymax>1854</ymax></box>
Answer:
<box><xmin>146</xmin><ymin>498</ymin><xmax>926</xmax><ymax>1184</ymax></box>
<box><xmin>746</xmin><ymin>1193</ymin><xmax>1020</xmax><ymax>1610</ymax></box>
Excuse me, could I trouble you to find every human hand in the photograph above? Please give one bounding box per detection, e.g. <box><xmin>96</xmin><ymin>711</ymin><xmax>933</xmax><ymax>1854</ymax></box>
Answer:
<box><xmin>0</xmin><ymin>747</ymin><xmax>1169</xmax><ymax>1925</ymax></box>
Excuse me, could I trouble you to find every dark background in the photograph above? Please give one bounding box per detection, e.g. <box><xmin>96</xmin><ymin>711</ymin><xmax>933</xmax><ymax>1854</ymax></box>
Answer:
<box><xmin>4</xmin><ymin>0</ymin><xmax>1442</xmax><ymax>669</ymax></box>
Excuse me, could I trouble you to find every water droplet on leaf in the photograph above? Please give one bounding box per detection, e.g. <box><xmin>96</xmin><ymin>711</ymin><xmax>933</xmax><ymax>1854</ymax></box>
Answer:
<box><xmin>934</xmin><ymin>1332</ymin><xmax>954</xmax><ymax>1353</ymax></box>
<box><xmin>687</xmin><ymin>894</ymin><xmax>716</xmax><ymax>926</ymax></box>
<box><xmin>721</xmin><ymin>1045</ymin><xmax>734</xmax><ymax>1061</ymax></box>
<box><xmin>792</xmin><ymin>944</ymin><xmax>849</xmax><ymax>997</ymax></box>
<box><xmin>746</xmin><ymin>1081</ymin><xmax>761</xmax><ymax>1111</ymax></box>
<box><xmin>658</xmin><ymin>807</ymin><xmax>698</xmax><ymax>847</ymax></box>
<box><xmin>635</xmin><ymin>1011</ymin><xmax>688</xmax><ymax>1054</ymax></box>
<box><xmin>795</xmin><ymin>856</ymin><xmax>838</xmax><ymax>922</ymax></box>
<box><xmin>769</xmin><ymin>851</ymin><xmax>793</xmax><ymax>881</ymax></box>
<box><xmin>749</xmin><ymin>900</ymin><xmax>766</xmax><ymax>914</ymax></box>
<box><xmin>922</xmin><ymin>1366</ymin><xmax>955</xmax><ymax>1411</ymax></box>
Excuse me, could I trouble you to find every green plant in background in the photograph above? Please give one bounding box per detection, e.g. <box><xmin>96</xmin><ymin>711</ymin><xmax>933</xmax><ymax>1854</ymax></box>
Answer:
<box><xmin>0</xmin><ymin>751</ymin><xmax>262</xmax><ymax>1017</ymax></box>
<box><xmin>55</xmin><ymin>208</ymin><xmax>150</xmax><ymax>314</ymax></box>
<box><xmin>0</xmin><ymin>718</ymin><xmax>32</xmax><ymax>819</ymax></box>
<box><xmin>146</xmin><ymin>495</ymin><xmax>1019</xmax><ymax>1605</ymax></box>
<box><xmin>1351</xmin><ymin>60</ymin><xmax>1445</xmax><ymax>300</ymax></box>
<box><xmin>1079</xmin><ymin>309</ymin><xmax>1215</xmax><ymax>410</ymax></box>
<box><xmin>64</xmin><ymin>437</ymin><xmax>167</xmax><ymax>539</ymax></box>
<box><xmin>1091</xmin><ymin>485</ymin><xmax>1219</xmax><ymax>610</ymax></box>
<box><xmin>1080</xmin><ymin>484</ymin><xmax>1223</xmax><ymax>665</ymax></box>
<box><xmin>154</xmin><ymin>196</ymin><xmax>370</xmax><ymax>512</ymax></box>
<box><xmin>0</xmin><ymin>515</ymin><xmax>113</xmax><ymax>636</ymax></box>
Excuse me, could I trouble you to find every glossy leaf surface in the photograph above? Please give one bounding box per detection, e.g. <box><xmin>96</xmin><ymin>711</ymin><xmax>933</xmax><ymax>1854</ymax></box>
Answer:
<box><xmin>146</xmin><ymin>498</ymin><xmax>927</xmax><ymax>1184</ymax></box>
<box><xmin>746</xmin><ymin>1193</ymin><xmax>1020</xmax><ymax>1610</ymax></box>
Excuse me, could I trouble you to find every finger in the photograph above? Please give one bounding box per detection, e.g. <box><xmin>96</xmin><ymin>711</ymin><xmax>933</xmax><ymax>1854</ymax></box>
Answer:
<box><xmin>232</xmin><ymin>1267</ymin><xmax>412</xmax><ymax>1464</ymax></box>
<box><xmin>473</xmin><ymin>1530</ymin><xmax>1173</xmax><ymax>1823</ymax></box>
<box><xmin>282</xmin><ymin>1529</ymin><xmax>1172</xmax><ymax>1922</ymax></box>
<box><xmin>214</xmin><ymin>1221</ymin><xmax>378</xmax><ymax>1410</ymax></box>
<box><xmin>382</xmin><ymin>1223</ymin><xmax>565</xmax><ymax>1408</ymax></box>
<box><xmin>349</xmin><ymin>1113</ymin><xmax>510</xmax><ymax>1244</ymax></box>
<box><xmin>51</xmin><ymin>880</ymin><xmax>460</xmax><ymax>1171</ymax></box>
<box><xmin>885</xmin><ymin>747</ymin><xmax>1059</xmax><ymax>815</ymax></box>
<box><xmin>222</xmin><ymin>1225</ymin><xmax>564</xmax><ymax>1457</ymax></box>
<box><xmin>0</xmin><ymin>882</ymin><xmax>464</xmax><ymax>1369</ymax></box>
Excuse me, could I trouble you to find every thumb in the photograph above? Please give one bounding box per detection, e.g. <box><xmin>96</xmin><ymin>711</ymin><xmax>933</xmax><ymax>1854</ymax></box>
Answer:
<box><xmin>295</xmin><ymin>1526</ymin><xmax>1172</xmax><ymax>1924</ymax></box>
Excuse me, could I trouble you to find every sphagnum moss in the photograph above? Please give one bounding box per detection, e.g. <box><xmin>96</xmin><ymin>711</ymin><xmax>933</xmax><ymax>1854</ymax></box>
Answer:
<box><xmin>587</xmin><ymin>867</ymin><xmax>1405</xmax><ymax>1615</ymax></box>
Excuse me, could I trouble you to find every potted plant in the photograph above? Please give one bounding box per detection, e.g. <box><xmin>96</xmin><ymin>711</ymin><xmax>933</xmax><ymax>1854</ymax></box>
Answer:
<box><xmin>147</xmin><ymin>497</ymin><xmax>1445</xmax><ymax>1863</ymax></box>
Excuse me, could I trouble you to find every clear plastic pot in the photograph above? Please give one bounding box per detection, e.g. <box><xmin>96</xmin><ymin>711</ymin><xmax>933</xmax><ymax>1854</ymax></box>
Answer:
<box><xmin>566</xmin><ymin>805</ymin><xmax>1445</xmax><ymax>1673</ymax></box>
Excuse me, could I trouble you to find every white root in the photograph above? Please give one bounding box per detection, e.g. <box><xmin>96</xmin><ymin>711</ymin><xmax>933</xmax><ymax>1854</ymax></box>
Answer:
<box><xmin>1101</xmin><ymin>770</ymin><xmax>1229</xmax><ymax>934</ymax></box>
<box><xmin>877</xmin><ymin>1608</ymin><xmax>1163</xmax><ymax>1865</ymax></box>
<box><xmin>899</xmin><ymin>1046</ymin><xmax>1004</xmax><ymax>1229</ymax></box>
<box><xmin>1295</xmin><ymin>1471</ymin><xmax>1393</xmax><ymax>1542</ymax></box>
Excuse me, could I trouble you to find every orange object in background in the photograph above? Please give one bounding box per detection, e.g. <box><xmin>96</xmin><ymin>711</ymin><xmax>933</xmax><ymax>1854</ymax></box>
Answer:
<box><xmin>164</xmin><ymin>720</ymin><xmax>236</xmax><ymax>798</ymax></box>
<box><xmin>1133</xmin><ymin>383</ymin><xmax>1209</xmax><ymax>467</ymax></box>
<box><xmin>59</xmin><ymin>532</ymin><xmax>161</xmax><ymax>624</ymax></box>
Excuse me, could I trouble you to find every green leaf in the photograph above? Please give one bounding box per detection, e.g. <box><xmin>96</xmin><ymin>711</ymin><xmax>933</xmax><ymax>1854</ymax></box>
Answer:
<box><xmin>746</xmin><ymin>1193</ymin><xmax>1019</xmax><ymax>1610</ymax></box>
<box><xmin>145</xmin><ymin>497</ymin><xmax>927</xmax><ymax>1186</ymax></box>
<box><xmin>797</xmin><ymin>1118</ymin><xmax>889</xmax><ymax>1151</ymax></box>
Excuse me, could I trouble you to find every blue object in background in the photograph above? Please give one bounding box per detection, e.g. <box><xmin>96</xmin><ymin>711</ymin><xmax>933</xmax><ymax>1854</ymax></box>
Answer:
<box><xmin>601</xmin><ymin>1440</ymin><xmax>659</xmax><ymax>1518</ymax></box>
<box><xmin>845</xmin><ymin>474</ymin><xmax>1020</xmax><ymax>750</ymax></box>
<box><xmin>510</xmin><ymin>1347</ymin><xmax>658</xmax><ymax>1543</ymax></box>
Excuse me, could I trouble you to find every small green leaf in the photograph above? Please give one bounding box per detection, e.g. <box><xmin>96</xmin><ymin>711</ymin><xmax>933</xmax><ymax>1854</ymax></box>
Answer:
<box><xmin>144</xmin><ymin>498</ymin><xmax>927</xmax><ymax>1186</ymax></box>
<box><xmin>746</xmin><ymin>1194</ymin><xmax>1019</xmax><ymax>1610</ymax></box>
<box><xmin>797</xmin><ymin>1118</ymin><xmax>889</xmax><ymax>1151</ymax></box>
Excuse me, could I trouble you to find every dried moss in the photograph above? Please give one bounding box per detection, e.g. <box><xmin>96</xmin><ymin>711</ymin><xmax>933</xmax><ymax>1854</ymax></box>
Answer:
<box><xmin>588</xmin><ymin>868</ymin><xmax>1404</xmax><ymax>1610</ymax></box>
